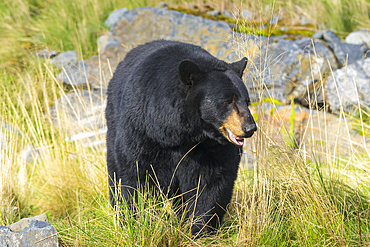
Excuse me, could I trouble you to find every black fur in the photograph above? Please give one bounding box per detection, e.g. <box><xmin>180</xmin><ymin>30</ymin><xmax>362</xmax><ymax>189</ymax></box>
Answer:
<box><xmin>105</xmin><ymin>40</ymin><xmax>256</xmax><ymax>236</ymax></box>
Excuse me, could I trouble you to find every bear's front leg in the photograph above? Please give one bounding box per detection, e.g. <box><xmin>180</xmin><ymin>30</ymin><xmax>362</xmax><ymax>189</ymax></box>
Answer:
<box><xmin>178</xmin><ymin>165</ymin><xmax>238</xmax><ymax>236</ymax></box>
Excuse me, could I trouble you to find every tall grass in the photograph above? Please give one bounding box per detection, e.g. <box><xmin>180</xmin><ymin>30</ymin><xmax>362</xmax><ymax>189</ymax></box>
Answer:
<box><xmin>1</xmin><ymin>0</ymin><xmax>370</xmax><ymax>246</ymax></box>
<box><xmin>1</xmin><ymin>0</ymin><xmax>370</xmax><ymax>74</ymax></box>
<box><xmin>238</xmin><ymin>0</ymin><xmax>370</xmax><ymax>38</ymax></box>
<box><xmin>0</xmin><ymin>0</ymin><xmax>190</xmax><ymax>74</ymax></box>
<box><xmin>0</xmin><ymin>0</ymin><xmax>125</xmax><ymax>66</ymax></box>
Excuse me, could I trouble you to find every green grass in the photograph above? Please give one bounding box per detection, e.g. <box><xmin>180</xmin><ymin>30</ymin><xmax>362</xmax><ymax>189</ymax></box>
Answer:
<box><xmin>259</xmin><ymin>0</ymin><xmax>370</xmax><ymax>37</ymax></box>
<box><xmin>1</xmin><ymin>0</ymin><xmax>370</xmax><ymax>246</ymax></box>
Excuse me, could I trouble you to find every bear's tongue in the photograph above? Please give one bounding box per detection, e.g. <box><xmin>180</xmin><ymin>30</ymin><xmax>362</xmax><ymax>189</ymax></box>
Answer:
<box><xmin>226</xmin><ymin>128</ymin><xmax>244</xmax><ymax>146</ymax></box>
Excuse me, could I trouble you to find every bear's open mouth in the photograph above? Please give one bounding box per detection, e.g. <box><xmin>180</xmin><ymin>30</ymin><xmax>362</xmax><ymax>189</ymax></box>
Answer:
<box><xmin>225</xmin><ymin>128</ymin><xmax>244</xmax><ymax>146</ymax></box>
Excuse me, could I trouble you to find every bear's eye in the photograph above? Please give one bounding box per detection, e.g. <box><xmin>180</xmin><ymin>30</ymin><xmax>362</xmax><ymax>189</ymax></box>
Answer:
<box><xmin>224</xmin><ymin>99</ymin><xmax>233</xmax><ymax>105</ymax></box>
<box><xmin>224</xmin><ymin>95</ymin><xmax>236</xmax><ymax>105</ymax></box>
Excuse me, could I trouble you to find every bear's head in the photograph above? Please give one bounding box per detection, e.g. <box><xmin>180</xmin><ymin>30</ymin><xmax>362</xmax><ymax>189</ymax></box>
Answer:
<box><xmin>179</xmin><ymin>57</ymin><xmax>257</xmax><ymax>146</ymax></box>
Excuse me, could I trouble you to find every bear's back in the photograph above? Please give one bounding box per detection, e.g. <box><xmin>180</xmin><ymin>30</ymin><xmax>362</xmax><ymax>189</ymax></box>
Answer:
<box><xmin>112</xmin><ymin>40</ymin><xmax>227</xmax><ymax>88</ymax></box>
<box><xmin>107</xmin><ymin>40</ymin><xmax>228</xmax><ymax>115</ymax></box>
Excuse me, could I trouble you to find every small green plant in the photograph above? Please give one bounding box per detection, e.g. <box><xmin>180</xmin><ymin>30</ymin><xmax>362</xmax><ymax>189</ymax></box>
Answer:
<box><xmin>350</xmin><ymin>107</ymin><xmax>370</xmax><ymax>137</ymax></box>
<box><xmin>282</xmin><ymin>98</ymin><xmax>299</xmax><ymax>149</ymax></box>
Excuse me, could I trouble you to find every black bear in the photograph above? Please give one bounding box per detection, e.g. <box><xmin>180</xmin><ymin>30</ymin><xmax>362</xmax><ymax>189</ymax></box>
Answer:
<box><xmin>105</xmin><ymin>40</ymin><xmax>257</xmax><ymax>236</ymax></box>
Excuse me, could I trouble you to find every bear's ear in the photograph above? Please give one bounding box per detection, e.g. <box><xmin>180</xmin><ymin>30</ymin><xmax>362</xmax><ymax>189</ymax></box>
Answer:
<box><xmin>231</xmin><ymin>57</ymin><xmax>248</xmax><ymax>78</ymax></box>
<box><xmin>178</xmin><ymin>60</ymin><xmax>206</xmax><ymax>87</ymax></box>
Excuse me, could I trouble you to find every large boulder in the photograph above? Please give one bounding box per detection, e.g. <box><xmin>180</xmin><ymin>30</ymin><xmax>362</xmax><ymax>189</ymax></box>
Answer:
<box><xmin>345</xmin><ymin>29</ymin><xmax>370</xmax><ymax>48</ymax></box>
<box><xmin>326</xmin><ymin>58</ymin><xmax>370</xmax><ymax>115</ymax></box>
<box><xmin>243</xmin><ymin>35</ymin><xmax>338</xmax><ymax>107</ymax></box>
<box><xmin>314</xmin><ymin>30</ymin><xmax>369</xmax><ymax>66</ymax></box>
<box><xmin>51</xmin><ymin>50</ymin><xmax>78</xmax><ymax>68</ymax></box>
<box><xmin>0</xmin><ymin>214</ymin><xmax>58</xmax><ymax>247</ymax></box>
<box><xmin>48</xmin><ymin>89</ymin><xmax>107</xmax><ymax>149</ymax></box>
<box><xmin>104</xmin><ymin>8</ymin><xmax>128</xmax><ymax>27</ymax></box>
<box><xmin>103</xmin><ymin>7</ymin><xmax>232</xmax><ymax>57</ymax></box>
<box><xmin>57</xmin><ymin>60</ymin><xmax>90</xmax><ymax>88</ymax></box>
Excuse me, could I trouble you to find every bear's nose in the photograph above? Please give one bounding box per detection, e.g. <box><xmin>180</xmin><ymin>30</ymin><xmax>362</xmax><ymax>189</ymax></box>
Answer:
<box><xmin>243</xmin><ymin>124</ymin><xmax>257</xmax><ymax>138</ymax></box>
<box><xmin>244</xmin><ymin>124</ymin><xmax>257</xmax><ymax>133</ymax></box>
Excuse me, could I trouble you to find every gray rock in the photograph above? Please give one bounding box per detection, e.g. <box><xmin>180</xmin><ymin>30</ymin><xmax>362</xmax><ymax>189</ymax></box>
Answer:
<box><xmin>0</xmin><ymin>226</ymin><xmax>11</xmax><ymax>246</ymax></box>
<box><xmin>33</xmin><ymin>49</ymin><xmax>59</xmax><ymax>59</ymax></box>
<box><xmin>1</xmin><ymin>122</ymin><xmax>23</xmax><ymax>137</ymax></box>
<box><xmin>49</xmin><ymin>89</ymin><xmax>106</xmax><ymax>149</ymax></box>
<box><xmin>226</xmin><ymin>23</ymin><xmax>236</xmax><ymax>29</ymax></box>
<box><xmin>300</xmin><ymin>16</ymin><xmax>311</xmax><ymax>26</ymax></box>
<box><xmin>321</xmin><ymin>30</ymin><xmax>369</xmax><ymax>65</ymax></box>
<box><xmin>265</xmin><ymin>4</ymin><xmax>272</xmax><ymax>12</ymax></box>
<box><xmin>0</xmin><ymin>132</ymin><xmax>6</xmax><ymax>150</ymax></box>
<box><xmin>104</xmin><ymin>8</ymin><xmax>128</xmax><ymax>27</ymax></box>
<box><xmin>19</xmin><ymin>144</ymin><xmax>42</xmax><ymax>163</ymax></box>
<box><xmin>223</xmin><ymin>9</ymin><xmax>234</xmax><ymax>18</ymax></box>
<box><xmin>345</xmin><ymin>29</ymin><xmax>370</xmax><ymax>47</ymax></box>
<box><xmin>7</xmin><ymin>214</ymin><xmax>48</xmax><ymax>232</ymax></box>
<box><xmin>326</xmin><ymin>58</ymin><xmax>370</xmax><ymax>114</ymax></box>
<box><xmin>51</xmin><ymin>50</ymin><xmax>78</xmax><ymax>68</ymax></box>
<box><xmin>312</xmin><ymin>30</ymin><xmax>324</xmax><ymax>39</ymax></box>
<box><xmin>241</xmin><ymin>9</ymin><xmax>254</xmax><ymax>20</ymax></box>
<box><xmin>0</xmin><ymin>214</ymin><xmax>58</xmax><ymax>247</ymax></box>
<box><xmin>0</xmin><ymin>122</ymin><xmax>23</xmax><ymax>150</ymax></box>
<box><xmin>156</xmin><ymin>1</ymin><xmax>168</xmax><ymax>8</ymax></box>
<box><xmin>107</xmin><ymin>7</ymin><xmax>232</xmax><ymax>51</ymax></box>
<box><xmin>269</xmin><ymin>14</ymin><xmax>282</xmax><ymax>25</ymax></box>
<box><xmin>206</xmin><ymin>10</ymin><xmax>221</xmax><ymax>17</ymax></box>
<box><xmin>243</xmin><ymin>36</ymin><xmax>337</xmax><ymax>106</ymax></box>
<box><xmin>97</xmin><ymin>34</ymin><xmax>109</xmax><ymax>53</ymax></box>
<box><xmin>280</xmin><ymin>27</ymin><xmax>288</xmax><ymax>31</ymax></box>
<box><xmin>104</xmin><ymin>37</ymin><xmax>120</xmax><ymax>50</ymax></box>
<box><xmin>56</xmin><ymin>60</ymin><xmax>90</xmax><ymax>88</ymax></box>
